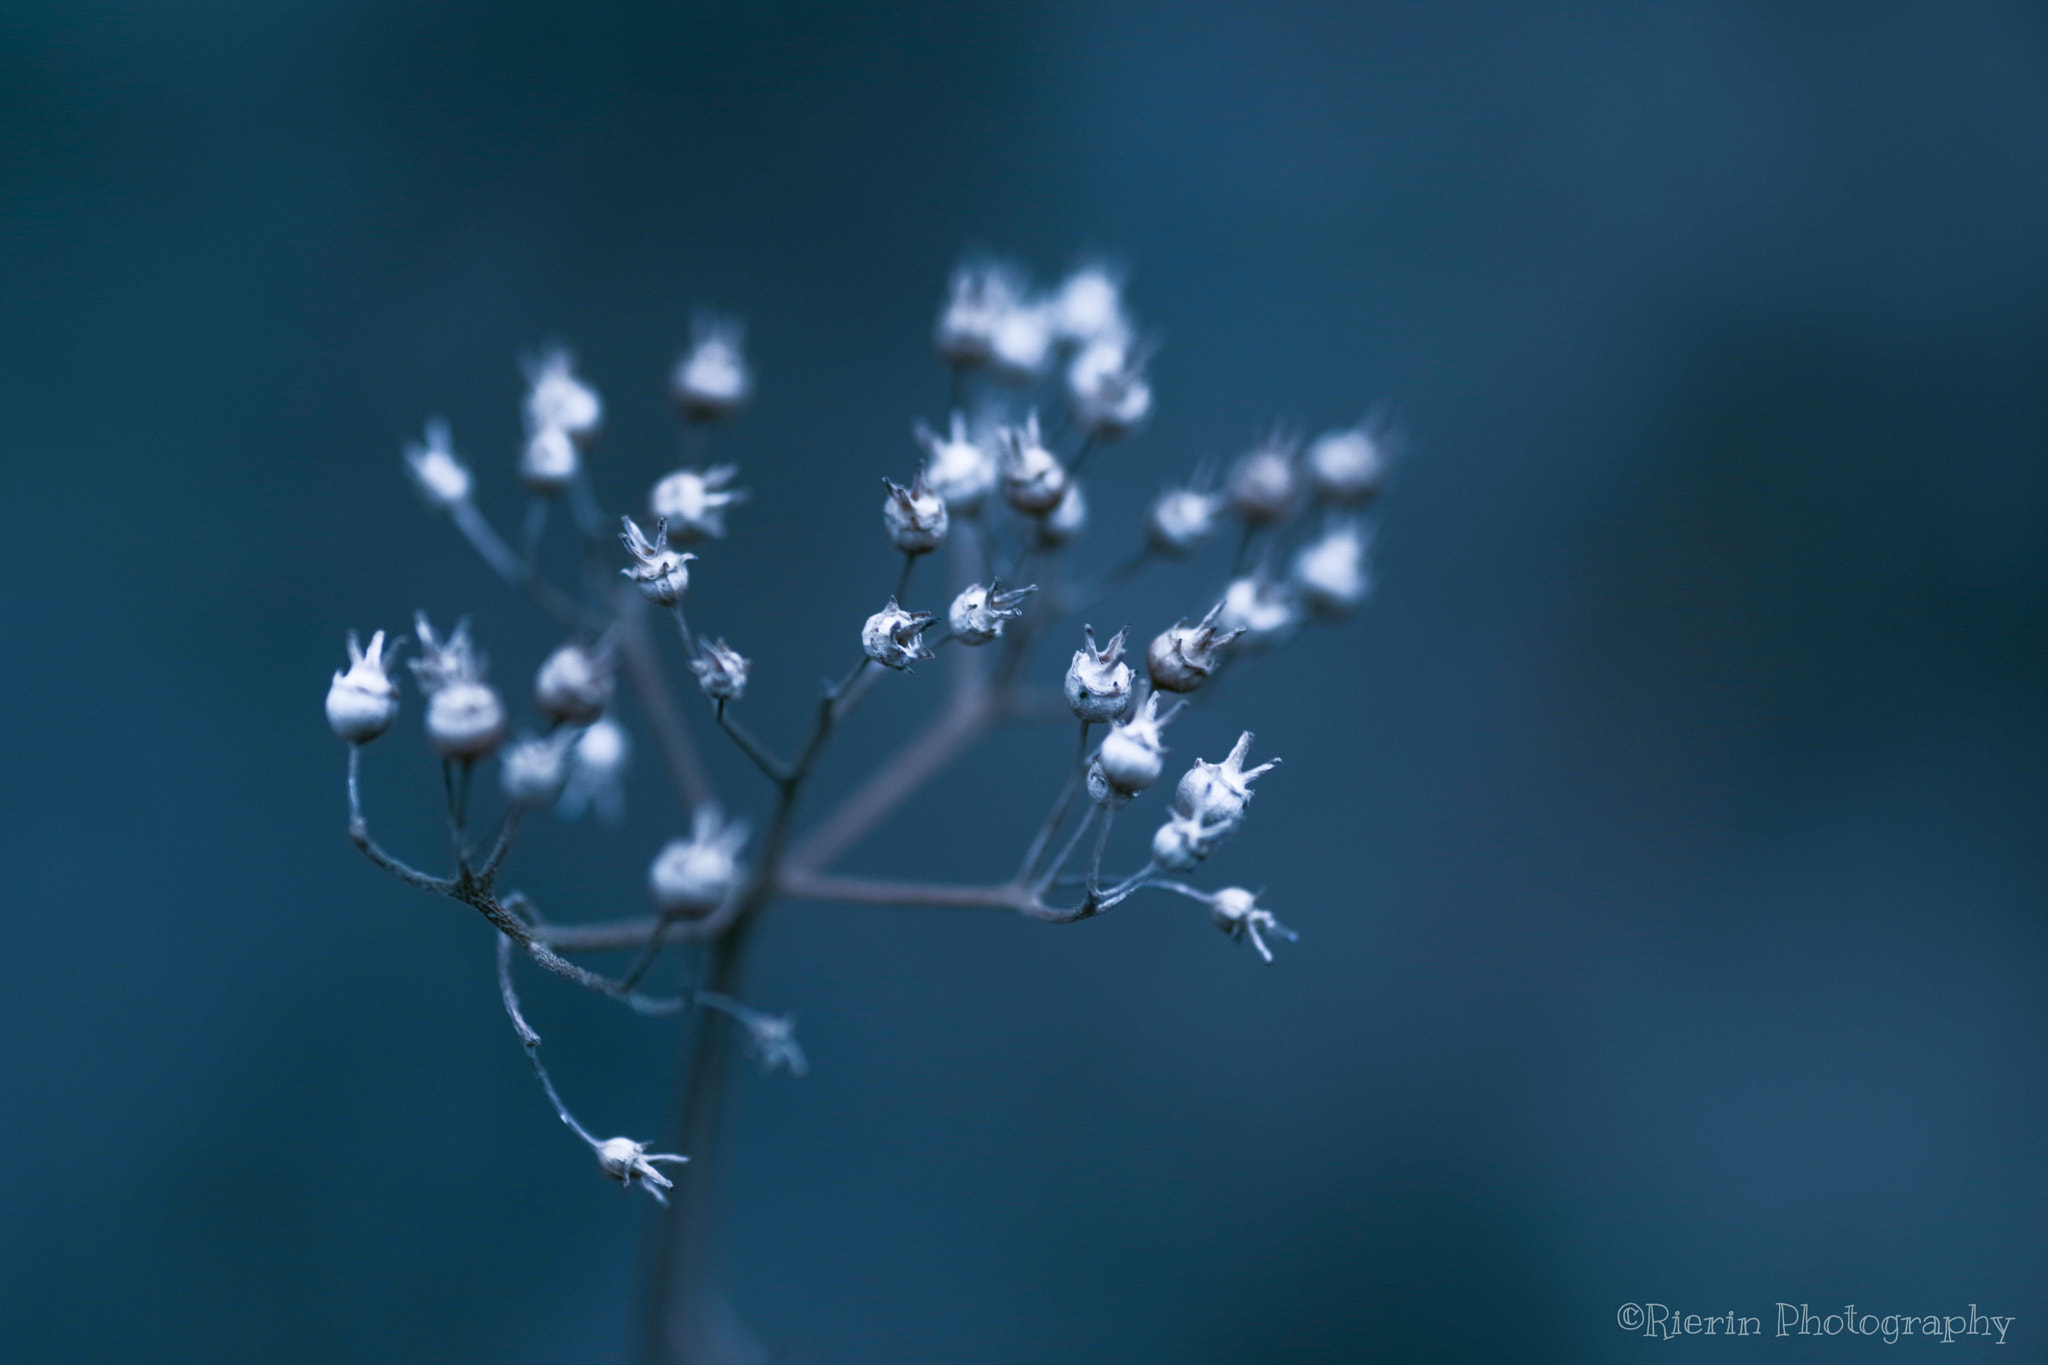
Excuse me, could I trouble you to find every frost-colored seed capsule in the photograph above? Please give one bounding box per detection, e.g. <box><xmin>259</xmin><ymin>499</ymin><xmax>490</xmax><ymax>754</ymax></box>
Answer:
<box><xmin>998</xmin><ymin>413</ymin><xmax>1067</xmax><ymax>515</ymax></box>
<box><xmin>326</xmin><ymin>629</ymin><xmax>402</xmax><ymax>743</ymax></box>
<box><xmin>1152</xmin><ymin>813</ymin><xmax>1222</xmax><ymax>871</ymax></box>
<box><xmin>988</xmin><ymin>302</ymin><xmax>1053</xmax><ymax>381</ymax></box>
<box><xmin>1067</xmin><ymin>339</ymin><xmax>1152</xmax><ymax>442</ymax></box>
<box><xmin>915</xmin><ymin>413</ymin><xmax>998</xmax><ymax>513</ymax></box>
<box><xmin>934</xmin><ymin>261</ymin><xmax>1025</xmax><ymax>367</ymax></box>
<box><xmin>534</xmin><ymin>641</ymin><xmax>614</xmax><ymax>727</ymax></box>
<box><xmin>559</xmin><ymin>717</ymin><xmax>628</xmax><ymax>822</ymax></box>
<box><xmin>1146</xmin><ymin>601</ymin><xmax>1243</xmax><ymax>694</ymax></box>
<box><xmin>1147</xmin><ymin>485</ymin><xmax>1225</xmax><ymax>557</ymax></box>
<box><xmin>523</xmin><ymin>348</ymin><xmax>602</xmax><ymax>440</ymax></box>
<box><xmin>1215</xmin><ymin>576</ymin><xmax>1301</xmax><ymax>652</ymax></box>
<box><xmin>1306</xmin><ymin>423</ymin><xmax>1387</xmax><ymax>505</ymax></box>
<box><xmin>1048</xmin><ymin>263</ymin><xmax>1129</xmax><ymax>345</ymax></box>
<box><xmin>1227</xmin><ymin>437</ymin><xmax>1300</xmax><ymax>525</ymax></box>
<box><xmin>861</xmin><ymin>597</ymin><xmax>936</xmax><ymax>671</ymax></box>
<box><xmin>1035</xmin><ymin>480</ymin><xmax>1087</xmax><ymax>548</ymax></box>
<box><xmin>1172</xmin><ymin>731</ymin><xmax>1278</xmax><ymax>830</ymax></box>
<box><xmin>1064</xmin><ymin>626</ymin><xmax>1134</xmax><ymax>723</ymax></box>
<box><xmin>1095</xmin><ymin>691</ymin><xmax>1180</xmax><ymax>796</ymax></box>
<box><xmin>671</xmin><ymin>315</ymin><xmax>753</xmax><ymax>422</ymax></box>
<box><xmin>947</xmin><ymin>580</ymin><xmax>1036</xmax><ymax>646</ymax></box>
<box><xmin>1293</xmin><ymin>521</ymin><xmax>1372</xmax><ymax>617</ymax></box>
<box><xmin>648</xmin><ymin>807</ymin><xmax>750</xmax><ymax>916</ymax></box>
<box><xmin>594</xmin><ymin>1136</ymin><xmax>688</xmax><ymax>1203</ymax></box>
<box><xmin>689</xmin><ymin>638</ymin><xmax>750</xmax><ymax>702</ymax></box>
<box><xmin>410</xmin><ymin>614</ymin><xmax>509</xmax><ymax>760</ymax></box>
<box><xmin>519</xmin><ymin>424</ymin><xmax>580</xmax><ymax>495</ymax></box>
<box><xmin>619</xmin><ymin>516</ymin><xmax>696</xmax><ymax>606</ymax></box>
<box><xmin>649</xmin><ymin>464</ymin><xmax>747</xmax><ymax>543</ymax></box>
<box><xmin>882</xmin><ymin>474</ymin><xmax>950</xmax><ymax>554</ymax></box>
<box><xmin>500</xmin><ymin>734</ymin><xmax>571</xmax><ymax>807</ymax></box>
<box><xmin>403</xmin><ymin>420</ymin><xmax>472</xmax><ymax>510</ymax></box>
<box><xmin>1206</xmin><ymin>886</ymin><xmax>1297</xmax><ymax>963</ymax></box>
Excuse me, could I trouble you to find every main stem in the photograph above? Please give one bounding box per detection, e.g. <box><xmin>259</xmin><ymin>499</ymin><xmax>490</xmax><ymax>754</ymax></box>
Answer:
<box><xmin>642</xmin><ymin>915</ymin><xmax>763</xmax><ymax>1365</ymax></box>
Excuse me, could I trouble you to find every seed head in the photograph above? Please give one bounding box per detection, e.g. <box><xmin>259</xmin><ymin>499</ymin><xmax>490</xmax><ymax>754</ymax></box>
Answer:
<box><xmin>1306</xmin><ymin>422</ymin><xmax>1388</xmax><ymax>504</ymax></box>
<box><xmin>1067</xmin><ymin>337</ymin><xmax>1153</xmax><ymax>441</ymax></box>
<box><xmin>1227</xmin><ymin>434</ymin><xmax>1300</xmax><ymax>525</ymax></box>
<box><xmin>1172</xmin><ymin>731</ymin><xmax>1278</xmax><ymax>831</ymax></box>
<box><xmin>649</xmin><ymin>464</ymin><xmax>747</xmax><ymax>544</ymax></box>
<box><xmin>519</xmin><ymin>424</ymin><xmax>580</xmax><ymax>495</ymax></box>
<box><xmin>688</xmin><ymin>637</ymin><xmax>751</xmax><ymax>703</ymax></box>
<box><xmin>881</xmin><ymin>473</ymin><xmax>950</xmax><ymax>555</ymax></box>
<box><xmin>521</xmin><ymin>347</ymin><xmax>602</xmax><ymax>440</ymax></box>
<box><xmin>403</xmin><ymin>419</ymin><xmax>472</xmax><ymax>510</ymax></box>
<box><xmin>947</xmin><ymin>580</ymin><xmax>1037</xmax><ymax>646</ymax></box>
<box><xmin>619</xmin><ymin>516</ymin><xmax>697</xmax><ymax>605</ymax></box>
<box><xmin>1293</xmin><ymin>520</ymin><xmax>1373</xmax><ymax>617</ymax></box>
<box><xmin>988</xmin><ymin>300</ymin><xmax>1053</xmax><ymax>381</ymax></box>
<box><xmin>326</xmin><ymin>629</ymin><xmax>402</xmax><ymax>743</ymax></box>
<box><xmin>1064</xmin><ymin>625</ymin><xmax>1134</xmax><ymax>723</ymax></box>
<box><xmin>1215</xmin><ymin>575</ymin><xmax>1301</xmax><ymax>652</ymax></box>
<box><xmin>933</xmin><ymin>261</ymin><xmax>1027</xmax><ymax>367</ymax></box>
<box><xmin>915</xmin><ymin>413</ymin><xmax>998</xmax><ymax>513</ymax></box>
<box><xmin>861</xmin><ymin>597</ymin><xmax>936</xmax><ymax>671</ymax></box>
<box><xmin>1147</xmin><ymin>481</ymin><xmax>1226</xmax><ymax>557</ymax></box>
<box><xmin>1150</xmin><ymin>811</ymin><xmax>1234</xmax><ymax>871</ymax></box>
<box><xmin>594</xmin><ymin>1136</ymin><xmax>688</xmax><ymax>1204</ymax></box>
<box><xmin>533</xmin><ymin>639</ymin><xmax>615</xmax><ymax>727</ymax></box>
<box><xmin>559</xmin><ymin>717</ymin><xmax>628</xmax><ymax>823</ymax></box>
<box><xmin>1048</xmin><ymin>262</ymin><xmax>1130</xmax><ymax>346</ymax></box>
<box><xmin>671</xmin><ymin>314</ymin><xmax>753</xmax><ymax>422</ymax></box>
<box><xmin>411</xmin><ymin>612</ymin><xmax>509</xmax><ymax>761</ymax></box>
<box><xmin>649</xmin><ymin>806</ymin><xmax>750</xmax><ymax>916</ymax></box>
<box><xmin>998</xmin><ymin>412</ymin><xmax>1067</xmax><ymax>515</ymax></box>
<box><xmin>500</xmin><ymin>733</ymin><xmax>573</xmax><ymax>807</ymax></box>
<box><xmin>1204</xmin><ymin>886</ymin><xmax>1298</xmax><ymax>963</ymax></box>
<box><xmin>1094</xmin><ymin>691</ymin><xmax>1182</xmax><ymax>796</ymax></box>
<box><xmin>1146</xmin><ymin>601</ymin><xmax>1243</xmax><ymax>694</ymax></box>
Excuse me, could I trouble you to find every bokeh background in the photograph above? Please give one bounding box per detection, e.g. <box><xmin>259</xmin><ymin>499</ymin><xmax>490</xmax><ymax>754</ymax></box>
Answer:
<box><xmin>4</xmin><ymin>2</ymin><xmax>2045</xmax><ymax>1361</ymax></box>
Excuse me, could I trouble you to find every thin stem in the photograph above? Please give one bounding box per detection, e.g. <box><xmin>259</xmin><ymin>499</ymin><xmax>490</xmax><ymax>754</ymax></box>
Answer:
<box><xmin>672</xmin><ymin>602</ymin><xmax>696</xmax><ymax>660</ymax></box>
<box><xmin>450</xmin><ymin>498</ymin><xmax>600</xmax><ymax>632</ymax></box>
<box><xmin>1086</xmin><ymin>807</ymin><xmax>1115</xmax><ymax>894</ymax></box>
<box><xmin>522</xmin><ymin>496</ymin><xmax>551</xmax><ymax>564</ymax></box>
<box><xmin>1015</xmin><ymin>721</ymin><xmax>1091</xmax><ymax>883</ymax></box>
<box><xmin>497</xmin><ymin>932</ymin><xmax>601</xmax><ymax>1149</ymax></box>
<box><xmin>477</xmin><ymin>805</ymin><xmax>524</xmax><ymax>885</ymax></box>
<box><xmin>615</xmin><ymin>586</ymin><xmax>718</xmax><ymax>814</ymax></box>
<box><xmin>777</xmin><ymin>870</ymin><xmax>1032</xmax><ymax>912</ymax></box>
<box><xmin>713</xmin><ymin>701</ymin><xmax>791</xmax><ymax>785</ymax></box>
<box><xmin>893</xmin><ymin>550</ymin><xmax>917</xmax><ymax>605</ymax></box>
<box><xmin>1067</xmin><ymin>433</ymin><xmax>1097</xmax><ymax>477</ymax></box>
<box><xmin>1034</xmin><ymin>804</ymin><xmax>1099</xmax><ymax>896</ymax></box>
<box><xmin>345</xmin><ymin>746</ymin><xmax>453</xmax><ymax>893</ymax></box>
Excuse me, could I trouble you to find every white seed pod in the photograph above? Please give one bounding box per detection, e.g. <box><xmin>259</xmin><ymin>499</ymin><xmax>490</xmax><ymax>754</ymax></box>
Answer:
<box><xmin>1146</xmin><ymin>601</ymin><xmax>1243</xmax><ymax>694</ymax></box>
<box><xmin>915</xmin><ymin>413</ymin><xmax>998</xmax><ymax>513</ymax></box>
<box><xmin>1215</xmin><ymin>576</ymin><xmax>1301</xmax><ymax>652</ymax></box>
<box><xmin>861</xmin><ymin>597</ymin><xmax>936</xmax><ymax>671</ymax></box>
<box><xmin>1147</xmin><ymin>485</ymin><xmax>1225</xmax><ymax>557</ymax></box>
<box><xmin>648</xmin><ymin>807</ymin><xmax>750</xmax><ymax>916</ymax></box>
<box><xmin>998</xmin><ymin>413</ymin><xmax>1067</xmax><ymax>515</ymax></box>
<box><xmin>947</xmin><ymin>580</ymin><xmax>1036</xmax><ymax>646</ymax></box>
<box><xmin>1048</xmin><ymin>263</ymin><xmax>1129</xmax><ymax>345</ymax></box>
<box><xmin>326</xmin><ymin>629</ymin><xmax>402</xmax><ymax>744</ymax></box>
<box><xmin>619</xmin><ymin>516</ymin><xmax>696</xmax><ymax>605</ymax></box>
<box><xmin>1035</xmin><ymin>480</ymin><xmax>1088</xmax><ymax>548</ymax></box>
<box><xmin>671</xmin><ymin>315</ymin><xmax>753</xmax><ymax>421</ymax></box>
<box><xmin>500</xmin><ymin>733</ymin><xmax>572</xmax><ymax>807</ymax></box>
<box><xmin>522</xmin><ymin>348</ymin><xmax>602</xmax><ymax>440</ymax></box>
<box><xmin>1064</xmin><ymin>625</ymin><xmax>1133</xmax><ymax>723</ymax></box>
<box><xmin>689</xmin><ymin>637</ymin><xmax>750</xmax><ymax>702</ymax></box>
<box><xmin>1293</xmin><ymin>520</ymin><xmax>1373</xmax><ymax>617</ymax></box>
<box><xmin>1151</xmin><ymin>813</ymin><xmax>1227</xmax><ymax>871</ymax></box>
<box><xmin>403</xmin><ymin>420</ymin><xmax>472</xmax><ymax>510</ymax></box>
<box><xmin>1095</xmin><ymin>691</ymin><xmax>1180</xmax><ymax>795</ymax></box>
<box><xmin>1067</xmin><ymin>338</ymin><xmax>1153</xmax><ymax>442</ymax></box>
<box><xmin>1306</xmin><ymin>423</ymin><xmax>1388</xmax><ymax>504</ymax></box>
<box><xmin>933</xmin><ymin>261</ymin><xmax>1026</xmax><ymax>367</ymax></box>
<box><xmin>594</xmin><ymin>1136</ymin><xmax>688</xmax><ymax>1203</ymax></box>
<box><xmin>649</xmin><ymin>464</ymin><xmax>747</xmax><ymax>543</ymax></box>
<box><xmin>519</xmin><ymin>424</ymin><xmax>580</xmax><ymax>495</ymax></box>
<box><xmin>533</xmin><ymin>640</ymin><xmax>614</xmax><ymax>727</ymax></box>
<box><xmin>1226</xmin><ymin>436</ymin><xmax>1300</xmax><ymax>525</ymax></box>
<box><xmin>988</xmin><ymin>301</ymin><xmax>1053</xmax><ymax>381</ymax></box>
<box><xmin>882</xmin><ymin>474</ymin><xmax>950</xmax><ymax>555</ymax></box>
<box><xmin>1172</xmin><ymin>731</ymin><xmax>1278</xmax><ymax>830</ymax></box>
<box><xmin>559</xmin><ymin>717</ymin><xmax>628</xmax><ymax>822</ymax></box>
<box><xmin>1085</xmin><ymin>759</ymin><xmax>1130</xmax><ymax>808</ymax></box>
<box><xmin>1205</xmin><ymin>886</ymin><xmax>1297</xmax><ymax>962</ymax></box>
<box><xmin>426</xmin><ymin>680</ymin><xmax>508</xmax><ymax>760</ymax></box>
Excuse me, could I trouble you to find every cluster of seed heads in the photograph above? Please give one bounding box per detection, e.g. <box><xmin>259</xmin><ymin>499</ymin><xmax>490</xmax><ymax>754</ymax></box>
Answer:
<box><xmin>330</xmin><ymin>250</ymin><xmax>1393</xmax><ymax>1199</ymax></box>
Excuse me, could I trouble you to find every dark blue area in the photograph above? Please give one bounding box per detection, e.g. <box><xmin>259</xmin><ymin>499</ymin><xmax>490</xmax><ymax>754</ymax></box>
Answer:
<box><xmin>2</xmin><ymin>2</ymin><xmax>2044</xmax><ymax>1360</ymax></box>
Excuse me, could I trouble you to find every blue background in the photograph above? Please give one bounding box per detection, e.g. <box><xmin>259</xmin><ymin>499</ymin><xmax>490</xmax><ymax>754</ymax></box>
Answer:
<box><xmin>2</xmin><ymin>2</ymin><xmax>2044</xmax><ymax>1360</ymax></box>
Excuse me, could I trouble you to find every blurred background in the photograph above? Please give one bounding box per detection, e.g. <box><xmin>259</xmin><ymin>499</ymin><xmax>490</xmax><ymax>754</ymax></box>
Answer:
<box><xmin>3</xmin><ymin>2</ymin><xmax>2045</xmax><ymax>1361</ymax></box>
